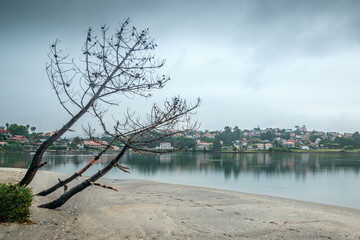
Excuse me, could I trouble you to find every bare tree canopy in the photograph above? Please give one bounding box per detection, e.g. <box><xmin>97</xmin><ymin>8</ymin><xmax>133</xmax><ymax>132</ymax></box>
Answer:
<box><xmin>39</xmin><ymin>96</ymin><xmax>199</xmax><ymax>209</ymax></box>
<box><xmin>19</xmin><ymin>19</ymin><xmax>180</xmax><ymax>187</ymax></box>
<box><xmin>18</xmin><ymin>19</ymin><xmax>200</xmax><ymax>209</ymax></box>
<box><xmin>37</xmin><ymin>96</ymin><xmax>200</xmax><ymax>198</ymax></box>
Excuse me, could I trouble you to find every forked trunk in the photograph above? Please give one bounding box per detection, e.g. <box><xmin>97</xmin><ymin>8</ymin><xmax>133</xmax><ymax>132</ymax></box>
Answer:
<box><xmin>38</xmin><ymin>145</ymin><xmax>128</xmax><ymax>209</ymax></box>
<box><xmin>36</xmin><ymin>139</ymin><xmax>116</xmax><ymax>196</ymax></box>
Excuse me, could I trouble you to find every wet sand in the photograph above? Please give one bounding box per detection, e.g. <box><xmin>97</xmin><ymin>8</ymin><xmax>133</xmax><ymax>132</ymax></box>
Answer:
<box><xmin>1</xmin><ymin>168</ymin><xmax>360</xmax><ymax>239</ymax></box>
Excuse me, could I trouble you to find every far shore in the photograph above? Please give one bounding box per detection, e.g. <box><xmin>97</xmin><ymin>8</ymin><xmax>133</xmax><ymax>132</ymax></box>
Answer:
<box><xmin>1</xmin><ymin>168</ymin><xmax>360</xmax><ymax>239</ymax></box>
<box><xmin>2</xmin><ymin>148</ymin><xmax>360</xmax><ymax>154</ymax></box>
<box><xmin>213</xmin><ymin>149</ymin><xmax>360</xmax><ymax>154</ymax></box>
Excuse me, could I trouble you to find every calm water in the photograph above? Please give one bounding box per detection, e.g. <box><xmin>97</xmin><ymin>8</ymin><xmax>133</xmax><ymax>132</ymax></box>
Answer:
<box><xmin>1</xmin><ymin>152</ymin><xmax>360</xmax><ymax>209</ymax></box>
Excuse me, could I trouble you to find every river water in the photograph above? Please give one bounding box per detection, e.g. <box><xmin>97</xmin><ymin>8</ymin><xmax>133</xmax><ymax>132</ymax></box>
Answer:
<box><xmin>1</xmin><ymin>151</ymin><xmax>360</xmax><ymax>209</ymax></box>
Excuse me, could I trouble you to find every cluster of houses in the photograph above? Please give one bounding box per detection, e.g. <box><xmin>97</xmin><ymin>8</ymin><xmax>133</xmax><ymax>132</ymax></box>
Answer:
<box><xmin>79</xmin><ymin>140</ymin><xmax>120</xmax><ymax>150</ymax></box>
<box><xmin>167</xmin><ymin>125</ymin><xmax>354</xmax><ymax>151</ymax></box>
<box><xmin>0</xmin><ymin>129</ymin><xmax>30</xmax><ymax>145</ymax></box>
<box><xmin>1</xmin><ymin>124</ymin><xmax>356</xmax><ymax>152</ymax></box>
<box><xmin>0</xmin><ymin>129</ymin><xmax>122</xmax><ymax>150</ymax></box>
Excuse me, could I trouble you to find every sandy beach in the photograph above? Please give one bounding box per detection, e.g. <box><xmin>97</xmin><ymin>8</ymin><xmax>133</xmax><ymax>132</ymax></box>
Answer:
<box><xmin>1</xmin><ymin>168</ymin><xmax>360</xmax><ymax>240</ymax></box>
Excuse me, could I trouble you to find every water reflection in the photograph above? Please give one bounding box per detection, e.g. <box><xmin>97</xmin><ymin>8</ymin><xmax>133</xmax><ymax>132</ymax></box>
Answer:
<box><xmin>1</xmin><ymin>152</ymin><xmax>360</xmax><ymax>209</ymax></box>
<box><xmin>1</xmin><ymin>152</ymin><xmax>360</xmax><ymax>177</ymax></box>
<box><xmin>121</xmin><ymin>152</ymin><xmax>360</xmax><ymax>178</ymax></box>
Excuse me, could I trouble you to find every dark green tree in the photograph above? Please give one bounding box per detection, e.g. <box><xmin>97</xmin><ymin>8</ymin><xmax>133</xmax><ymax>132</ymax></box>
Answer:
<box><xmin>212</xmin><ymin>140</ymin><xmax>222</xmax><ymax>151</ymax></box>
<box><xmin>334</xmin><ymin>137</ymin><xmax>353</xmax><ymax>147</ymax></box>
<box><xmin>6</xmin><ymin>124</ymin><xmax>29</xmax><ymax>137</ymax></box>
<box><xmin>173</xmin><ymin>137</ymin><xmax>197</xmax><ymax>150</ymax></box>
<box><xmin>71</xmin><ymin>137</ymin><xmax>83</xmax><ymax>145</ymax></box>
<box><xmin>281</xmin><ymin>132</ymin><xmax>290</xmax><ymax>140</ymax></box>
<box><xmin>260</xmin><ymin>131</ymin><xmax>275</xmax><ymax>141</ymax></box>
<box><xmin>310</xmin><ymin>135</ymin><xmax>321</xmax><ymax>142</ymax></box>
<box><xmin>352</xmin><ymin>132</ymin><xmax>360</xmax><ymax>148</ymax></box>
<box><xmin>233</xmin><ymin>126</ymin><xmax>241</xmax><ymax>139</ymax></box>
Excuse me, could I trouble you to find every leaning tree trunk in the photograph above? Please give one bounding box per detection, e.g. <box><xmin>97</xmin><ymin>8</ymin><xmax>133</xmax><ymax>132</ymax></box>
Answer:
<box><xmin>19</xmin><ymin>108</ymin><xmax>87</xmax><ymax>186</ymax></box>
<box><xmin>36</xmin><ymin>139</ymin><xmax>116</xmax><ymax>196</ymax></box>
<box><xmin>38</xmin><ymin>145</ymin><xmax>128</xmax><ymax>209</ymax></box>
<box><xmin>19</xmin><ymin>59</ymin><xmax>127</xmax><ymax>186</ymax></box>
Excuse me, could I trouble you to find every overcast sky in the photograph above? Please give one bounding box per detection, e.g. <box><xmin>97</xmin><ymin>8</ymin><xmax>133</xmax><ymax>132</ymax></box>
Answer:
<box><xmin>1</xmin><ymin>0</ymin><xmax>360</xmax><ymax>135</ymax></box>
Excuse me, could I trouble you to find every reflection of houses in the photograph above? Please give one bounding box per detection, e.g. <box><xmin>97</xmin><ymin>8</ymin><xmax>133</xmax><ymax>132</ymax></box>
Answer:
<box><xmin>195</xmin><ymin>154</ymin><xmax>210</xmax><ymax>164</ymax></box>
<box><xmin>159</xmin><ymin>154</ymin><xmax>171</xmax><ymax>163</ymax></box>
<box><xmin>0</xmin><ymin>129</ymin><xmax>11</xmax><ymax>139</ymax></box>
<box><xmin>9</xmin><ymin>135</ymin><xmax>28</xmax><ymax>144</ymax></box>
<box><xmin>196</xmin><ymin>140</ymin><xmax>212</xmax><ymax>150</ymax></box>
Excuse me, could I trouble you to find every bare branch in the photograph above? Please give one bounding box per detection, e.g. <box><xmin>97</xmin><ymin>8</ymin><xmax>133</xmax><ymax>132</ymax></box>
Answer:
<box><xmin>90</xmin><ymin>182</ymin><xmax>118</xmax><ymax>192</ymax></box>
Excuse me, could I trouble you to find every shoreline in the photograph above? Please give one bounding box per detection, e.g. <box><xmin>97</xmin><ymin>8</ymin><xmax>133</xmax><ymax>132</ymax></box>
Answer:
<box><xmin>2</xmin><ymin>149</ymin><xmax>360</xmax><ymax>154</ymax></box>
<box><xmin>1</xmin><ymin>168</ymin><xmax>360</xmax><ymax>239</ymax></box>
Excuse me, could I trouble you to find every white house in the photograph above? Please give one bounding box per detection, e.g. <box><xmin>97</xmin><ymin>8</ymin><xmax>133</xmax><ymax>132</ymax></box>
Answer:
<box><xmin>160</xmin><ymin>142</ymin><xmax>173</xmax><ymax>150</ymax></box>
<box><xmin>265</xmin><ymin>143</ymin><xmax>273</xmax><ymax>150</ymax></box>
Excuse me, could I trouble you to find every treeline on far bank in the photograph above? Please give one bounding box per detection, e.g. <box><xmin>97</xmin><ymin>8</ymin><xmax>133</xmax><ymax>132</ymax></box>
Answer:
<box><xmin>2</xmin><ymin>123</ymin><xmax>360</xmax><ymax>153</ymax></box>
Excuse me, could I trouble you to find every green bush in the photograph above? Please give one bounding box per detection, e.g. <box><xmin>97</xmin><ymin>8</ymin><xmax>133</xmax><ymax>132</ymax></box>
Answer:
<box><xmin>0</xmin><ymin>183</ymin><xmax>32</xmax><ymax>223</ymax></box>
<box><xmin>3</xmin><ymin>142</ymin><xmax>23</xmax><ymax>151</ymax></box>
<box><xmin>344</xmin><ymin>145</ymin><xmax>355</xmax><ymax>150</ymax></box>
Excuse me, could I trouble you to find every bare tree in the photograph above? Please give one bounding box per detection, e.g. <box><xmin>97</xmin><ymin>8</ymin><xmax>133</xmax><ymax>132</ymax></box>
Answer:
<box><xmin>39</xmin><ymin>97</ymin><xmax>200</xmax><ymax>209</ymax></box>
<box><xmin>19</xmin><ymin>19</ymin><xmax>170</xmax><ymax>186</ymax></box>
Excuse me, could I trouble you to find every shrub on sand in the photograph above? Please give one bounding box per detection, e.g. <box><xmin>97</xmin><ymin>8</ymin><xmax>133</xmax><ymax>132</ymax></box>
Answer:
<box><xmin>0</xmin><ymin>183</ymin><xmax>32</xmax><ymax>223</ymax></box>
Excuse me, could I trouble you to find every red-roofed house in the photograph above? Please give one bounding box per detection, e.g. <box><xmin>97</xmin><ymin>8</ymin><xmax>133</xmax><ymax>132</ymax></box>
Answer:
<box><xmin>0</xmin><ymin>129</ymin><xmax>11</xmax><ymax>139</ymax></box>
<box><xmin>196</xmin><ymin>140</ymin><xmax>212</xmax><ymax>150</ymax></box>
<box><xmin>83</xmin><ymin>140</ymin><xmax>105</xmax><ymax>149</ymax></box>
<box><xmin>257</xmin><ymin>143</ymin><xmax>265</xmax><ymax>150</ymax></box>
<box><xmin>202</xmin><ymin>133</ymin><xmax>216</xmax><ymax>139</ymax></box>
<box><xmin>9</xmin><ymin>135</ymin><xmax>28</xmax><ymax>144</ymax></box>
<box><xmin>265</xmin><ymin>143</ymin><xmax>273</xmax><ymax>150</ymax></box>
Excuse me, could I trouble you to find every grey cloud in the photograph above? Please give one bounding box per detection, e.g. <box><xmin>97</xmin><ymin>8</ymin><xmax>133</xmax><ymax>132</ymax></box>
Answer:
<box><xmin>1</xmin><ymin>0</ymin><xmax>360</xmax><ymax>133</ymax></box>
